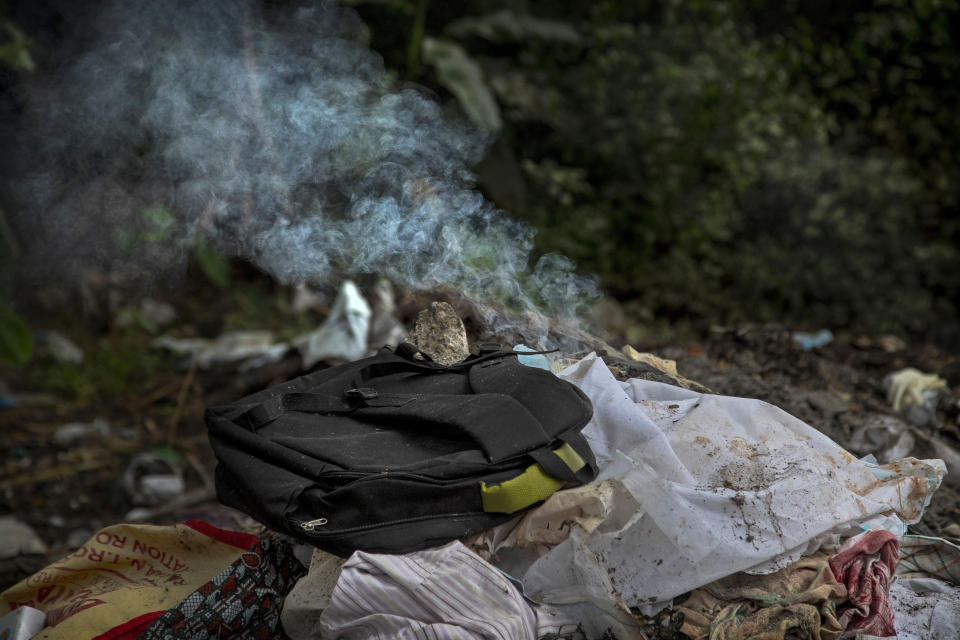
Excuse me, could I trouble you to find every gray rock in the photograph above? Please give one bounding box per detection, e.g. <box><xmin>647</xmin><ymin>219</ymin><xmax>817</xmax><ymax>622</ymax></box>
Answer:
<box><xmin>45</xmin><ymin>331</ymin><xmax>83</xmax><ymax>363</ymax></box>
<box><xmin>281</xmin><ymin>549</ymin><xmax>347</xmax><ymax>639</ymax></box>
<box><xmin>410</xmin><ymin>302</ymin><xmax>469</xmax><ymax>365</ymax></box>
<box><xmin>67</xmin><ymin>528</ymin><xmax>93</xmax><ymax>549</ymax></box>
<box><xmin>0</xmin><ymin>516</ymin><xmax>47</xmax><ymax>559</ymax></box>
<box><xmin>52</xmin><ymin>418</ymin><xmax>110</xmax><ymax>445</ymax></box>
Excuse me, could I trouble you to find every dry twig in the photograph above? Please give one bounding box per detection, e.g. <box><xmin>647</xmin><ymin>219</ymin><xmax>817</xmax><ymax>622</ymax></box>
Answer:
<box><xmin>167</xmin><ymin>357</ymin><xmax>198</xmax><ymax>444</ymax></box>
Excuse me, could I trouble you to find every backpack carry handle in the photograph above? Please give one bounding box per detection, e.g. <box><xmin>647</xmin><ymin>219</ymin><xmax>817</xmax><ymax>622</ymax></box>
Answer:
<box><xmin>352</xmin><ymin>347</ymin><xmax>529</xmax><ymax>380</ymax></box>
<box><xmin>239</xmin><ymin>390</ymin><xmax>420</xmax><ymax>429</ymax></box>
<box><xmin>238</xmin><ymin>347</ymin><xmax>526</xmax><ymax>430</ymax></box>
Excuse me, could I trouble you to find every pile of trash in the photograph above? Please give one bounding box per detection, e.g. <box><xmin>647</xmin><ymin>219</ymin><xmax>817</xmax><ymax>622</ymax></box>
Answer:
<box><xmin>2</xmin><ymin>285</ymin><xmax>959</xmax><ymax>640</ymax></box>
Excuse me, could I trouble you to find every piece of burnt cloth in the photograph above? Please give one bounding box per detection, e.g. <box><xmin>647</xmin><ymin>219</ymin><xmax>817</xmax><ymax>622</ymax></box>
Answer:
<box><xmin>137</xmin><ymin>534</ymin><xmax>306</xmax><ymax>640</ymax></box>
<box><xmin>827</xmin><ymin>529</ymin><xmax>898</xmax><ymax>639</ymax></box>
<box><xmin>676</xmin><ymin>553</ymin><xmax>847</xmax><ymax>640</ymax></box>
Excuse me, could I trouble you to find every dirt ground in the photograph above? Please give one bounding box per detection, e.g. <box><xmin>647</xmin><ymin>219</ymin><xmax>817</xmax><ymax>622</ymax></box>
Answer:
<box><xmin>2</xmin><ymin>309</ymin><xmax>959</xmax><ymax>595</ymax></box>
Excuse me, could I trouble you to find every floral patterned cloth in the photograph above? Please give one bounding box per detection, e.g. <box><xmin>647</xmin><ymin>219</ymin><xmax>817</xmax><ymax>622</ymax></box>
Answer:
<box><xmin>137</xmin><ymin>535</ymin><xmax>305</xmax><ymax>640</ymax></box>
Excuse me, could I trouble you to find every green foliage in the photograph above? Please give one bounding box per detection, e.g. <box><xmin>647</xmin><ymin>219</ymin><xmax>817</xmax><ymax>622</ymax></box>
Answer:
<box><xmin>0</xmin><ymin>18</ymin><xmax>34</xmax><ymax>71</ymax></box>
<box><xmin>221</xmin><ymin>283</ymin><xmax>315</xmax><ymax>341</ymax></box>
<box><xmin>406</xmin><ymin>0</ymin><xmax>428</xmax><ymax>78</ymax></box>
<box><xmin>114</xmin><ymin>204</ymin><xmax>178</xmax><ymax>252</ymax></box>
<box><xmin>422</xmin><ymin>36</ymin><xmax>501</xmax><ymax>131</ymax></box>
<box><xmin>466</xmin><ymin>2</ymin><xmax>841</xmax><ymax>322</ymax></box>
<box><xmin>0</xmin><ymin>300</ymin><xmax>32</xmax><ymax>365</ymax></box>
<box><xmin>445</xmin><ymin>10</ymin><xmax>581</xmax><ymax>45</ymax></box>
<box><xmin>8</xmin><ymin>1</ymin><xmax>956</xmax><ymax>344</ymax></box>
<box><xmin>192</xmin><ymin>237</ymin><xmax>232</xmax><ymax>289</ymax></box>
<box><xmin>109</xmin><ymin>203</ymin><xmax>234</xmax><ymax>294</ymax></box>
<box><xmin>152</xmin><ymin>445</ymin><xmax>182</xmax><ymax>465</ymax></box>
<box><xmin>114</xmin><ymin>304</ymin><xmax>161</xmax><ymax>335</ymax></box>
<box><xmin>139</xmin><ymin>205</ymin><xmax>178</xmax><ymax>244</ymax></box>
<box><xmin>30</xmin><ymin>335</ymin><xmax>175</xmax><ymax>401</ymax></box>
<box><xmin>376</xmin><ymin>0</ymin><xmax>960</xmax><ymax>342</ymax></box>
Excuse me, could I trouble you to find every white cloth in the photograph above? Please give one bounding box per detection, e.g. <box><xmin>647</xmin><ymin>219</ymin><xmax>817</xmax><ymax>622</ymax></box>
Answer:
<box><xmin>469</xmin><ymin>354</ymin><xmax>945</xmax><ymax>633</ymax></box>
<box><xmin>889</xmin><ymin>577</ymin><xmax>960</xmax><ymax>640</ymax></box>
<box><xmin>315</xmin><ymin>541</ymin><xmax>579</xmax><ymax>640</ymax></box>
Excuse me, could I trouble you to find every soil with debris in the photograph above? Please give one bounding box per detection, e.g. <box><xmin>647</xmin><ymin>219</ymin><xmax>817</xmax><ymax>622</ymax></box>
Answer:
<box><xmin>2</xmin><ymin>309</ymin><xmax>959</xmax><ymax>599</ymax></box>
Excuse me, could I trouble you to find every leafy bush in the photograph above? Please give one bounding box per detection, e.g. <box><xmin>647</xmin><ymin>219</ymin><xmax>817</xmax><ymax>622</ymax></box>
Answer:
<box><xmin>375</xmin><ymin>0</ymin><xmax>960</xmax><ymax>342</ymax></box>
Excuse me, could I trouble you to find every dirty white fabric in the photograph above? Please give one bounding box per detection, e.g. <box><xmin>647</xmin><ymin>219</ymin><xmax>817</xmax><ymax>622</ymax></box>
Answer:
<box><xmin>315</xmin><ymin>540</ymin><xmax>579</xmax><ymax>640</ymax></box>
<box><xmin>468</xmin><ymin>354</ymin><xmax>945</xmax><ymax>632</ymax></box>
<box><xmin>889</xmin><ymin>577</ymin><xmax>960</xmax><ymax>640</ymax></box>
<box><xmin>153</xmin><ymin>330</ymin><xmax>288</xmax><ymax>369</ymax></box>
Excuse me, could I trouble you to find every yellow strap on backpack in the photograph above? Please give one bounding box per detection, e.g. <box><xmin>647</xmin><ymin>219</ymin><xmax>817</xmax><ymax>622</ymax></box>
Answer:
<box><xmin>480</xmin><ymin>443</ymin><xmax>586</xmax><ymax>514</ymax></box>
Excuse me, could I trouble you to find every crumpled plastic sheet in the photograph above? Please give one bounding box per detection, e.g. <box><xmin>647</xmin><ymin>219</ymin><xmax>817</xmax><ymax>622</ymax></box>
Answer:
<box><xmin>468</xmin><ymin>354</ymin><xmax>945</xmax><ymax>636</ymax></box>
<box><xmin>850</xmin><ymin>416</ymin><xmax>960</xmax><ymax>489</ymax></box>
<box><xmin>0</xmin><ymin>606</ymin><xmax>45</xmax><ymax>640</ymax></box>
<box><xmin>848</xmin><ymin>415</ymin><xmax>916</xmax><ymax>463</ymax></box>
<box><xmin>514</xmin><ymin>344</ymin><xmax>552</xmax><ymax>371</ymax></box>
<box><xmin>889</xmin><ymin>577</ymin><xmax>960</xmax><ymax>640</ymax></box>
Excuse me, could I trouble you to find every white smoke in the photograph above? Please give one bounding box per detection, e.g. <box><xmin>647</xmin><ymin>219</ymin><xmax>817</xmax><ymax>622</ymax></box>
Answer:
<box><xmin>6</xmin><ymin>0</ymin><xmax>597</xmax><ymax>326</ymax></box>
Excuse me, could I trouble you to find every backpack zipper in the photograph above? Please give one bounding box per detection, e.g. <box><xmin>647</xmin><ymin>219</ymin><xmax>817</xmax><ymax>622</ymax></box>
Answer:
<box><xmin>315</xmin><ymin>467</ymin><xmax>522</xmax><ymax>485</ymax></box>
<box><xmin>300</xmin><ymin>517</ymin><xmax>328</xmax><ymax>532</ymax></box>
<box><xmin>295</xmin><ymin>512</ymin><xmax>492</xmax><ymax>536</ymax></box>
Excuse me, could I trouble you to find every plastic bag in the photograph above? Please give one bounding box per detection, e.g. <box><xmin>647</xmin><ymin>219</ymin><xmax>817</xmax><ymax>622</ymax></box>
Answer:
<box><xmin>0</xmin><ymin>521</ymin><xmax>257</xmax><ymax>640</ymax></box>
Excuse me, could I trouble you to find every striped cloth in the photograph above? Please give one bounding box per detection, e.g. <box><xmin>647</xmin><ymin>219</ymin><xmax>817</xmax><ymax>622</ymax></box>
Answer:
<box><xmin>897</xmin><ymin>534</ymin><xmax>960</xmax><ymax>586</ymax></box>
<box><xmin>316</xmin><ymin>540</ymin><xmax>579</xmax><ymax>640</ymax></box>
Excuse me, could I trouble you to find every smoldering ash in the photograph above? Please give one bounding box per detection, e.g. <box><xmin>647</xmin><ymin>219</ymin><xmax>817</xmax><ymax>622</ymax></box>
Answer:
<box><xmin>8</xmin><ymin>0</ymin><xmax>597</xmax><ymax>326</ymax></box>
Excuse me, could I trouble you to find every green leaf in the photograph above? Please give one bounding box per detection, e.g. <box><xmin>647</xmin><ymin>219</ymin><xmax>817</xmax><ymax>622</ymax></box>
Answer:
<box><xmin>153</xmin><ymin>445</ymin><xmax>182</xmax><ymax>465</ymax></box>
<box><xmin>192</xmin><ymin>238</ymin><xmax>231</xmax><ymax>289</ymax></box>
<box><xmin>113</xmin><ymin>227</ymin><xmax>135</xmax><ymax>252</ymax></box>
<box><xmin>139</xmin><ymin>204</ymin><xmax>177</xmax><ymax>244</ymax></box>
<box><xmin>422</xmin><ymin>37</ymin><xmax>502</xmax><ymax>132</ymax></box>
<box><xmin>446</xmin><ymin>10</ymin><xmax>581</xmax><ymax>45</ymax></box>
<box><xmin>0</xmin><ymin>301</ymin><xmax>33</xmax><ymax>365</ymax></box>
<box><xmin>0</xmin><ymin>21</ymin><xmax>35</xmax><ymax>72</ymax></box>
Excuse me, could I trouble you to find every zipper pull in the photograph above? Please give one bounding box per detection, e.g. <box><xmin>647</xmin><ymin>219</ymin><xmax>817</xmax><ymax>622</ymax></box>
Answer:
<box><xmin>300</xmin><ymin>517</ymin><xmax>328</xmax><ymax>532</ymax></box>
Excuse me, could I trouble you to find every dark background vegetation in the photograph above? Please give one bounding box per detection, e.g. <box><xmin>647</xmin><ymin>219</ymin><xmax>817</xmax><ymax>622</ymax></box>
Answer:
<box><xmin>357</xmin><ymin>0</ymin><xmax>960</xmax><ymax>345</ymax></box>
<box><xmin>1</xmin><ymin>0</ymin><xmax>958</xmax><ymax>353</ymax></box>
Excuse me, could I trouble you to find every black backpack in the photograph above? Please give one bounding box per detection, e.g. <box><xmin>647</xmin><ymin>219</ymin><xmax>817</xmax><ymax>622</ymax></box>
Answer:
<box><xmin>205</xmin><ymin>344</ymin><xmax>597</xmax><ymax>555</ymax></box>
